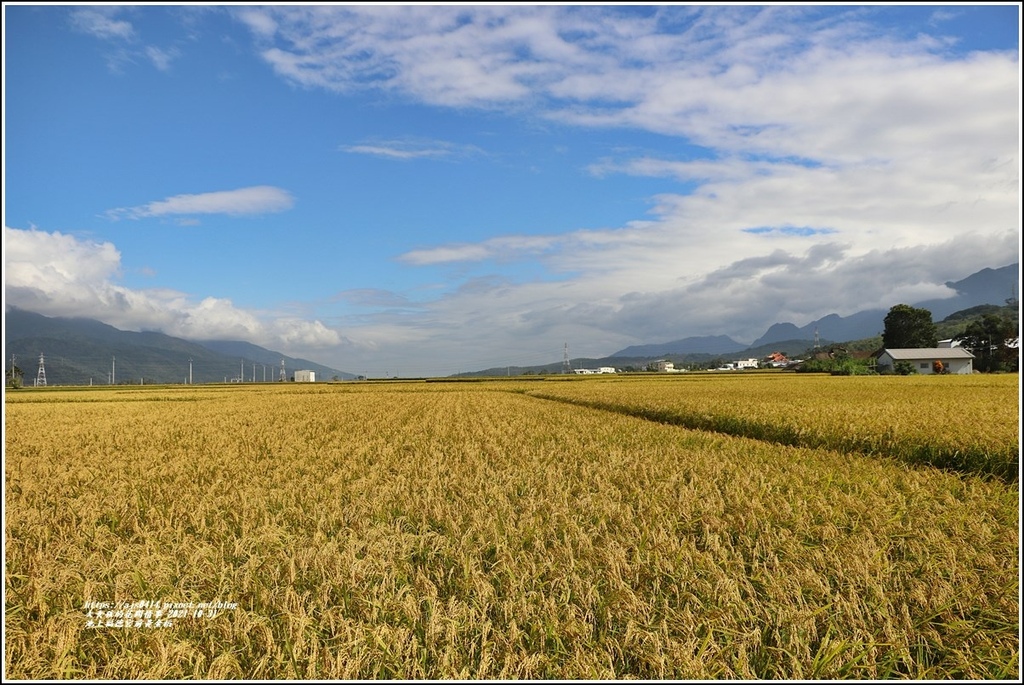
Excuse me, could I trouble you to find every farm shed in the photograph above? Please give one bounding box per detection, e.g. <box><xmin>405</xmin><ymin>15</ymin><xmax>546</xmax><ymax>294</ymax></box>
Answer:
<box><xmin>876</xmin><ymin>348</ymin><xmax>974</xmax><ymax>375</ymax></box>
<box><xmin>294</xmin><ymin>370</ymin><xmax>316</xmax><ymax>382</ymax></box>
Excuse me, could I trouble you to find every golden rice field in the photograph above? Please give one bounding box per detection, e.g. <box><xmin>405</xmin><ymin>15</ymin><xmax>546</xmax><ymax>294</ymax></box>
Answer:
<box><xmin>526</xmin><ymin>373</ymin><xmax>1020</xmax><ymax>481</ymax></box>
<box><xmin>4</xmin><ymin>376</ymin><xmax>1020</xmax><ymax>679</ymax></box>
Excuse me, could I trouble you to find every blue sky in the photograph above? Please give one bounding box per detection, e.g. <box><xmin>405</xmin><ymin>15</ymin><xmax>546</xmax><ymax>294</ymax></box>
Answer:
<box><xmin>4</xmin><ymin>3</ymin><xmax>1021</xmax><ymax>377</ymax></box>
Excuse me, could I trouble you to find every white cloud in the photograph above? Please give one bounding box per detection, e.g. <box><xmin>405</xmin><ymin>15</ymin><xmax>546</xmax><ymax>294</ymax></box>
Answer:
<box><xmin>106</xmin><ymin>186</ymin><xmax>295</xmax><ymax>220</ymax></box>
<box><xmin>340</xmin><ymin>138</ymin><xmax>482</xmax><ymax>161</ymax></box>
<box><xmin>269</xmin><ymin>319</ymin><xmax>344</xmax><ymax>348</ymax></box>
<box><xmin>69</xmin><ymin>8</ymin><xmax>135</xmax><ymax>41</ymax></box>
<box><xmin>235</xmin><ymin>8</ymin><xmax>277</xmax><ymax>39</ymax></box>
<box><xmin>399</xmin><ymin>243</ymin><xmax>493</xmax><ymax>265</ymax></box>
<box><xmin>231</xmin><ymin>6</ymin><xmax>1018</xmax><ymax>166</ymax></box>
<box><xmin>399</xmin><ymin>235</ymin><xmax>558</xmax><ymax>265</ymax></box>
<box><xmin>67</xmin><ymin>6</ymin><xmax>190</xmax><ymax>75</ymax></box>
<box><xmin>4</xmin><ymin>226</ymin><xmax>341</xmax><ymax>350</ymax></box>
<box><xmin>145</xmin><ymin>45</ymin><xmax>180</xmax><ymax>72</ymax></box>
<box><xmin>234</xmin><ymin>5</ymin><xmax>600</xmax><ymax>106</ymax></box>
<box><xmin>342</xmin><ymin>144</ymin><xmax>447</xmax><ymax>160</ymax></box>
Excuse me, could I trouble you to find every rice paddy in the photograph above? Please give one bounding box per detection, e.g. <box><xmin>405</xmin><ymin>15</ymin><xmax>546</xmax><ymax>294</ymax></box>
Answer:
<box><xmin>4</xmin><ymin>375</ymin><xmax>1019</xmax><ymax>679</ymax></box>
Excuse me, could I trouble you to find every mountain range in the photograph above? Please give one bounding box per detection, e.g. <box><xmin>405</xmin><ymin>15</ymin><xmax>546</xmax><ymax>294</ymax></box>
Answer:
<box><xmin>610</xmin><ymin>262</ymin><xmax>1019</xmax><ymax>358</ymax></box>
<box><xmin>4</xmin><ymin>308</ymin><xmax>355</xmax><ymax>386</ymax></box>
<box><xmin>4</xmin><ymin>263</ymin><xmax>1018</xmax><ymax>383</ymax></box>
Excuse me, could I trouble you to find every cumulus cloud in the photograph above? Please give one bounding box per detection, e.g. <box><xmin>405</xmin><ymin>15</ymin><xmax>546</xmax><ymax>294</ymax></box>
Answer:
<box><xmin>4</xmin><ymin>226</ymin><xmax>341</xmax><ymax>350</ymax></box>
<box><xmin>105</xmin><ymin>186</ymin><xmax>295</xmax><ymax>220</ymax></box>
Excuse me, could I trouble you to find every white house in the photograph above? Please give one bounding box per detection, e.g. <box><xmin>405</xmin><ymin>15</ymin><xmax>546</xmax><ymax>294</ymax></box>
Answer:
<box><xmin>294</xmin><ymin>370</ymin><xmax>316</xmax><ymax>382</ymax></box>
<box><xmin>655</xmin><ymin>360</ymin><xmax>675</xmax><ymax>372</ymax></box>
<box><xmin>574</xmin><ymin>367</ymin><xmax>619</xmax><ymax>375</ymax></box>
<box><xmin>876</xmin><ymin>348</ymin><xmax>974</xmax><ymax>375</ymax></box>
<box><xmin>736</xmin><ymin>358</ymin><xmax>759</xmax><ymax>369</ymax></box>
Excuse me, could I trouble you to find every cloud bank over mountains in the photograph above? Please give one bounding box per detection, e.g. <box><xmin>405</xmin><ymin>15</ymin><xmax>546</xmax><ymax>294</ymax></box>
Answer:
<box><xmin>4</xmin><ymin>227</ymin><xmax>343</xmax><ymax>350</ymax></box>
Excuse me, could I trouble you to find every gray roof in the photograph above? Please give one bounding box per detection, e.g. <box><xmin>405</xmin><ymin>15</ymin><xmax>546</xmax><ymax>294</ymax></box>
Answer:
<box><xmin>881</xmin><ymin>348</ymin><xmax>975</xmax><ymax>360</ymax></box>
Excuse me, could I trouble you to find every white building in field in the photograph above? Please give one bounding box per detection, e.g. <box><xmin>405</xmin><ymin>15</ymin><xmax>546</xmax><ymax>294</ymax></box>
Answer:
<box><xmin>294</xmin><ymin>370</ymin><xmax>316</xmax><ymax>382</ymax></box>
<box><xmin>875</xmin><ymin>348</ymin><xmax>974</xmax><ymax>375</ymax></box>
<box><xmin>655</xmin><ymin>360</ymin><xmax>675</xmax><ymax>372</ymax></box>
<box><xmin>735</xmin><ymin>358</ymin><xmax>759</xmax><ymax>369</ymax></box>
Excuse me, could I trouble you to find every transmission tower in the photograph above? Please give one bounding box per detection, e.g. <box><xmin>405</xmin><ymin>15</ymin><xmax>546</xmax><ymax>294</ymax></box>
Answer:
<box><xmin>562</xmin><ymin>343</ymin><xmax>571</xmax><ymax>374</ymax></box>
<box><xmin>35</xmin><ymin>353</ymin><xmax>47</xmax><ymax>387</ymax></box>
<box><xmin>279</xmin><ymin>358</ymin><xmax>286</xmax><ymax>382</ymax></box>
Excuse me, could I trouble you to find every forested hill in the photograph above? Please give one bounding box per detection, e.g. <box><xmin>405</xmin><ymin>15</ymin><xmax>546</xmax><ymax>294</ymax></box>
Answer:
<box><xmin>4</xmin><ymin>307</ymin><xmax>354</xmax><ymax>385</ymax></box>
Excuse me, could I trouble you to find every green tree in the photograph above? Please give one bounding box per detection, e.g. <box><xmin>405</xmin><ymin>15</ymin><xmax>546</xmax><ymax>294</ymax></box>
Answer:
<box><xmin>882</xmin><ymin>304</ymin><xmax>937</xmax><ymax>349</ymax></box>
<box><xmin>6</xmin><ymin>363</ymin><xmax>23</xmax><ymax>389</ymax></box>
<box><xmin>956</xmin><ymin>313</ymin><xmax>1017</xmax><ymax>372</ymax></box>
<box><xmin>893</xmin><ymin>360</ymin><xmax>917</xmax><ymax>375</ymax></box>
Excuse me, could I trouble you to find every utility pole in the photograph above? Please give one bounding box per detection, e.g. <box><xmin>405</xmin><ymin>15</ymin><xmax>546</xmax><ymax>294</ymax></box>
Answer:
<box><xmin>112</xmin><ymin>356</ymin><xmax>116</xmax><ymax>385</ymax></box>
<box><xmin>188</xmin><ymin>358</ymin><xmax>193</xmax><ymax>385</ymax></box>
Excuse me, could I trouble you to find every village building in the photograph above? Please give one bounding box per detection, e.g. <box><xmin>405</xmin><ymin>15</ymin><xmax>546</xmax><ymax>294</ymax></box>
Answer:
<box><xmin>875</xmin><ymin>348</ymin><xmax>975</xmax><ymax>375</ymax></box>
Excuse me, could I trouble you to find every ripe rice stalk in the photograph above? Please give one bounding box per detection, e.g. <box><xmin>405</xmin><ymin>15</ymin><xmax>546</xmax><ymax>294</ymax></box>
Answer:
<box><xmin>4</xmin><ymin>382</ymin><xmax>1018</xmax><ymax>679</ymax></box>
<box><xmin>523</xmin><ymin>374</ymin><xmax>1018</xmax><ymax>480</ymax></box>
